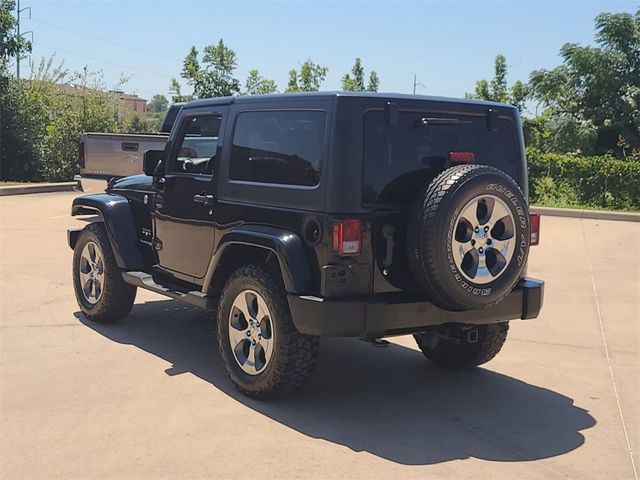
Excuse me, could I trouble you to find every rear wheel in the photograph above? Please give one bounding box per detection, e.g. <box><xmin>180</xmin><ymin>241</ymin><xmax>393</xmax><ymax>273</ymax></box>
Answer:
<box><xmin>72</xmin><ymin>223</ymin><xmax>136</xmax><ymax>323</ymax></box>
<box><xmin>414</xmin><ymin>323</ymin><xmax>509</xmax><ymax>368</ymax></box>
<box><xmin>217</xmin><ymin>264</ymin><xmax>319</xmax><ymax>399</ymax></box>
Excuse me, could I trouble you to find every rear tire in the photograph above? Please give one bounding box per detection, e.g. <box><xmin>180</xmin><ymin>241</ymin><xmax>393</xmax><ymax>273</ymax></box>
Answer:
<box><xmin>414</xmin><ymin>323</ymin><xmax>509</xmax><ymax>368</ymax></box>
<box><xmin>217</xmin><ymin>264</ymin><xmax>319</xmax><ymax>399</ymax></box>
<box><xmin>72</xmin><ymin>223</ymin><xmax>136</xmax><ymax>323</ymax></box>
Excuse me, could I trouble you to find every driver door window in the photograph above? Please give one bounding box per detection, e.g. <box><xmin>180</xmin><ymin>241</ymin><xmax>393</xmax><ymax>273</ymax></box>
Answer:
<box><xmin>172</xmin><ymin>115</ymin><xmax>221</xmax><ymax>175</ymax></box>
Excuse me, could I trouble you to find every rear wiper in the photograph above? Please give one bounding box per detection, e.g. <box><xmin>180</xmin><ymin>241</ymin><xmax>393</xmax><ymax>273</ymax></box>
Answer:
<box><xmin>414</xmin><ymin>117</ymin><xmax>472</xmax><ymax>127</ymax></box>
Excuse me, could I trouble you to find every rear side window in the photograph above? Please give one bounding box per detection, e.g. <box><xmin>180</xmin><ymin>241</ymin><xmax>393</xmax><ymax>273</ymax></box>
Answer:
<box><xmin>160</xmin><ymin>105</ymin><xmax>181</xmax><ymax>133</ymax></box>
<box><xmin>230</xmin><ymin>111</ymin><xmax>325</xmax><ymax>186</ymax></box>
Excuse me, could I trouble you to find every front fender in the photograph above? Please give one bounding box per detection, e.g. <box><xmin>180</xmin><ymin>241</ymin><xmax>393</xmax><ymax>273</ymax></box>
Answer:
<box><xmin>204</xmin><ymin>225</ymin><xmax>313</xmax><ymax>294</ymax></box>
<box><xmin>71</xmin><ymin>194</ymin><xmax>144</xmax><ymax>270</ymax></box>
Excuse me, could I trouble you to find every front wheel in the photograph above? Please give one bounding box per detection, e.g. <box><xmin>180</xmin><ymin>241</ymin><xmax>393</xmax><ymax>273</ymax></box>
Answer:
<box><xmin>72</xmin><ymin>223</ymin><xmax>136</xmax><ymax>323</ymax></box>
<box><xmin>217</xmin><ymin>264</ymin><xmax>319</xmax><ymax>399</ymax></box>
<box><xmin>414</xmin><ymin>323</ymin><xmax>509</xmax><ymax>368</ymax></box>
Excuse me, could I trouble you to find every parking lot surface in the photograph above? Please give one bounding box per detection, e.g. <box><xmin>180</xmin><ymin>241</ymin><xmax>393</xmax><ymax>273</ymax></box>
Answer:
<box><xmin>1</xmin><ymin>192</ymin><xmax>638</xmax><ymax>480</ymax></box>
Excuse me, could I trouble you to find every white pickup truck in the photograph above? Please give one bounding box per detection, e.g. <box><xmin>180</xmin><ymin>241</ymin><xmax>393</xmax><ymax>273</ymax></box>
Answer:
<box><xmin>76</xmin><ymin>104</ymin><xmax>182</xmax><ymax>192</ymax></box>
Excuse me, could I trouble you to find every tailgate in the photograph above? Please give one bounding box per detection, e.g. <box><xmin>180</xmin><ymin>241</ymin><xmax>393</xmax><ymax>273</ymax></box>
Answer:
<box><xmin>80</xmin><ymin>133</ymin><xmax>168</xmax><ymax>177</ymax></box>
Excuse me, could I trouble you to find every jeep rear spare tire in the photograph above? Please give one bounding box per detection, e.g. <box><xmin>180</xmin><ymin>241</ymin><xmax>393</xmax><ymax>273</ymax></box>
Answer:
<box><xmin>407</xmin><ymin>164</ymin><xmax>530</xmax><ymax>310</ymax></box>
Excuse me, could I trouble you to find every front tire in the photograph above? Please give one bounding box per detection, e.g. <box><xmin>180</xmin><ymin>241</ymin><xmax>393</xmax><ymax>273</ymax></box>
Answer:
<box><xmin>414</xmin><ymin>323</ymin><xmax>509</xmax><ymax>368</ymax></box>
<box><xmin>72</xmin><ymin>223</ymin><xmax>136</xmax><ymax>323</ymax></box>
<box><xmin>217</xmin><ymin>264</ymin><xmax>319</xmax><ymax>399</ymax></box>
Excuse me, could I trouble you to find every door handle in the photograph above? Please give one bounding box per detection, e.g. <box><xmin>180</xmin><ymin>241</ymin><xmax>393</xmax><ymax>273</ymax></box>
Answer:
<box><xmin>193</xmin><ymin>194</ymin><xmax>215</xmax><ymax>206</ymax></box>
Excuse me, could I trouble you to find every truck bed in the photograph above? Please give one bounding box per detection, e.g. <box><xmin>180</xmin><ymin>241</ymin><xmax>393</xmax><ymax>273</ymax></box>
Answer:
<box><xmin>77</xmin><ymin>132</ymin><xmax>169</xmax><ymax>192</ymax></box>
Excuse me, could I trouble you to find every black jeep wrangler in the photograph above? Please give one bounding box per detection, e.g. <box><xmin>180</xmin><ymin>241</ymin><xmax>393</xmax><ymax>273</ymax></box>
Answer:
<box><xmin>68</xmin><ymin>92</ymin><xmax>544</xmax><ymax>399</ymax></box>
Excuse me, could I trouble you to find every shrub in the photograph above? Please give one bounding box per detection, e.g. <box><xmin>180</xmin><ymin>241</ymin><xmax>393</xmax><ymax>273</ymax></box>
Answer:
<box><xmin>0</xmin><ymin>61</ymin><xmax>122</xmax><ymax>182</ymax></box>
<box><xmin>527</xmin><ymin>147</ymin><xmax>640</xmax><ymax>210</ymax></box>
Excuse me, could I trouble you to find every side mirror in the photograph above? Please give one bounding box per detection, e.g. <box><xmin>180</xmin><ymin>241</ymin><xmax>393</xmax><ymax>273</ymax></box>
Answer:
<box><xmin>143</xmin><ymin>150</ymin><xmax>164</xmax><ymax>176</ymax></box>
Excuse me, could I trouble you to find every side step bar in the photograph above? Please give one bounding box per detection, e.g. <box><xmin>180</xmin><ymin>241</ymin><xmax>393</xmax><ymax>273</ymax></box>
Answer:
<box><xmin>122</xmin><ymin>271</ymin><xmax>212</xmax><ymax>310</ymax></box>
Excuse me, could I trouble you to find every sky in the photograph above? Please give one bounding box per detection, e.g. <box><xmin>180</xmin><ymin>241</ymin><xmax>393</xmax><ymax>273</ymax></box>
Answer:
<box><xmin>15</xmin><ymin>0</ymin><xmax>638</xmax><ymax>107</ymax></box>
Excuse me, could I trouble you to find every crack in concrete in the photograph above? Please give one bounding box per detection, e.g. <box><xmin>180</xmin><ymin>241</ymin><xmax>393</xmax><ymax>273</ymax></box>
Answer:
<box><xmin>581</xmin><ymin>219</ymin><xmax>638</xmax><ymax>480</ymax></box>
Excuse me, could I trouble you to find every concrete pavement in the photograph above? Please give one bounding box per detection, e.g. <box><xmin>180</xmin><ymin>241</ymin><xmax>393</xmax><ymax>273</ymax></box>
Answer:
<box><xmin>0</xmin><ymin>192</ymin><xmax>638</xmax><ymax>479</ymax></box>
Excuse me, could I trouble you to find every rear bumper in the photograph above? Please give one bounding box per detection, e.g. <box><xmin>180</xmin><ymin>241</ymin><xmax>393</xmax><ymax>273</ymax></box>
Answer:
<box><xmin>288</xmin><ymin>277</ymin><xmax>544</xmax><ymax>339</ymax></box>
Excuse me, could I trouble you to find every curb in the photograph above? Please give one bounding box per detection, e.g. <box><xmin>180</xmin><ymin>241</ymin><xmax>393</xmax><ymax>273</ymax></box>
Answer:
<box><xmin>0</xmin><ymin>182</ymin><xmax>78</xmax><ymax>197</ymax></box>
<box><xmin>531</xmin><ymin>206</ymin><xmax>640</xmax><ymax>223</ymax></box>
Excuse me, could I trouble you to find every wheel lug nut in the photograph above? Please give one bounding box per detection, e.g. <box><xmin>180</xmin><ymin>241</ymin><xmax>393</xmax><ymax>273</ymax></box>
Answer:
<box><xmin>484</xmin><ymin>226</ymin><xmax>489</xmax><ymax>232</ymax></box>
<box><xmin>487</xmin><ymin>239</ymin><xmax>492</xmax><ymax>245</ymax></box>
<box><xmin>471</xmin><ymin>239</ymin><xmax>476</xmax><ymax>246</ymax></box>
<box><xmin>475</xmin><ymin>227</ymin><xmax>479</xmax><ymax>233</ymax></box>
<box><xmin>479</xmin><ymin>247</ymin><xmax>484</xmax><ymax>253</ymax></box>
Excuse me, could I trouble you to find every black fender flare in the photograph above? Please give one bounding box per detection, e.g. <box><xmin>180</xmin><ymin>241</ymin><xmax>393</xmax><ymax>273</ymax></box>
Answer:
<box><xmin>70</xmin><ymin>194</ymin><xmax>144</xmax><ymax>270</ymax></box>
<box><xmin>203</xmin><ymin>225</ymin><xmax>313</xmax><ymax>295</ymax></box>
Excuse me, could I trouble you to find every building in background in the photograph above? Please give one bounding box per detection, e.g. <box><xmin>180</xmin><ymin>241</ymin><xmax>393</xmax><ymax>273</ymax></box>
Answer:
<box><xmin>112</xmin><ymin>92</ymin><xmax>147</xmax><ymax>119</ymax></box>
<box><xmin>54</xmin><ymin>84</ymin><xmax>147</xmax><ymax>119</ymax></box>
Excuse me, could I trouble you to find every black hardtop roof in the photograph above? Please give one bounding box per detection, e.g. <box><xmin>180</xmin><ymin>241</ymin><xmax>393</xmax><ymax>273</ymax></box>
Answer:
<box><xmin>182</xmin><ymin>91</ymin><xmax>513</xmax><ymax>110</ymax></box>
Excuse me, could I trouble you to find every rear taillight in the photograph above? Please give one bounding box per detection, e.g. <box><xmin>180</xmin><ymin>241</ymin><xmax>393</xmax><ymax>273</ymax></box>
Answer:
<box><xmin>530</xmin><ymin>213</ymin><xmax>540</xmax><ymax>246</ymax></box>
<box><xmin>332</xmin><ymin>219</ymin><xmax>362</xmax><ymax>256</ymax></box>
<box><xmin>78</xmin><ymin>141</ymin><xmax>86</xmax><ymax>168</ymax></box>
<box><xmin>449</xmin><ymin>151</ymin><xmax>475</xmax><ymax>164</ymax></box>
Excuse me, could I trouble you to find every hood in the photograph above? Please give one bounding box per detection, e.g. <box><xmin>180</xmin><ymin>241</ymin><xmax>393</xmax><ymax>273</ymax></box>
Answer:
<box><xmin>108</xmin><ymin>174</ymin><xmax>153</xmax><ymax>192</ymax></box>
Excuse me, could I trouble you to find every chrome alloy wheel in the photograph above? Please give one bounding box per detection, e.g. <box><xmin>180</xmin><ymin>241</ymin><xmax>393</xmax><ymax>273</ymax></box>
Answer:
<box><xmin>451</xmin><ymin>194</ymin><xmax>516</xmax><ymax>284</ymax></box>
<box><xmin>228</xmin><ymin>290</ymin><xmax>275</xmax><ymax>375</ymax></box>
<box><xmin>78</xmin><ymin>241</ymin><xmax>105</xmax><ymax>305</ymax></box>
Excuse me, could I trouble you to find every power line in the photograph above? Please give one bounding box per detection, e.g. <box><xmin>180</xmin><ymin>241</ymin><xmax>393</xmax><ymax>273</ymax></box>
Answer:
<box><xmin>27</xmin><ymin>17</ymin><xmax>294</xmax><ymax>87</ymax></box>
<box><xmin>29</xmin><ymin>17</ymin><xmax>182</xmax><ymax>62</ymax></box>
<box><xmin>33</xmin><ymin>41</ymin><xmax>173</xmax><ymax>79</ymax></box>
<box><xmin>27</xmin><ymin>17</ymin><xmax>297</xmax><ymax>89</ymax></box>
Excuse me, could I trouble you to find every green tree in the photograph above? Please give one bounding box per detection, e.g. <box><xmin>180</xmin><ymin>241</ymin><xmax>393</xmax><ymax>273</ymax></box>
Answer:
<box><xmin>342</xmin><ymin>57</ymin><xmax>365</xmax><ymax>91</ymax></box>
<box><xmin>147</xmin><ymin>94</ymin><xmax>168</xmax><ymax>114</ymax></box>
<box><xmin>466</xmin><ymin>54</ymin><xmax>528</xmax><ymax>110</ymax></box>
<box><xmin>172</xmin><ymin>39</ymin><xmax>240</xmax><ymax>100</ymax></box>
<box><xmin>169</xmin><ymin>78</ymin><xmax>193</xmax><ymax>103</ymax></box>
<box><xmin>145</xmin><ymin>94</ymin><xmax>169</xmax><ymax>131</ymax></box>
<box><xmin>0</xmin><ymin>0</ymin><xmax>33</xmax><ymax>178</ymax></box>
<box><xmin>1</xmin><ymin>57</ymin><xmax>123</xmax><ymax>181</ymax></box>
<box><xmin>529</xmin><ymin>8</ymin><xmax>640</xmax><ymax>158</ymax></box>
<box><xmin>244</xmin><ymin>68</ymin><xmax>277</xmax><ymax>95</ymax></box>
<box><xmin>123</xmin><ymin>113</ymin><xmax>153</xmax><ymax>133</ymax></box>
<box><xmin>0</xmin><ymin>0</ymin><xmax>30</xmax><ymax>74</ymax></box>
<box><xmin>286</xmin><ymin>59</ymin><xmax>328</xmax><ymax>92</ymax></box>
<box><xmin>367</xmin><ymin>71</ymin><xmax>380</xmax><ymax>92</ymax></box>
<box><xmin>341</xmin><ymin>58</ymin><xmax>380</xmax><ymax>92</ymax></box>
<box><xmin>286</xmin><ymin>69</ymin><xmax>299</xmax><ymax>92</ymax></box>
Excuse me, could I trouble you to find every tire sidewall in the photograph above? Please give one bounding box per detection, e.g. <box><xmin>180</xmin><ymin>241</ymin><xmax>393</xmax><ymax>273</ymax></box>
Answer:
<box><xmin>217</xmin><ymin>269</ymin><xmax>285</xmax><ymax>394</ymax></box>
<box><xmin>73</xmin><ymin>227</ymin><xmax>110</xmax><ymax>314</ymax></box>
<box><xmin>429</xmin><ymin>169</ymin><xmax>529</xmax><ymax>308</ymax></box>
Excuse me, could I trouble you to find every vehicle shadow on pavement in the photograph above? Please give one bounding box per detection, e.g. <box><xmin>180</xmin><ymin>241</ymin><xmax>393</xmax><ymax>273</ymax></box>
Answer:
<box><xmin>76</xmin><ymin>301</ymin><xmax>596</xmax><ymax>466</ymax></box>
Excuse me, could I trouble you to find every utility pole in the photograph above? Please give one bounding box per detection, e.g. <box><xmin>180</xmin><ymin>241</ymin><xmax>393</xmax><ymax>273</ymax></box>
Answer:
<box><xmin>16</xmin><ymin>0</ymin><xmax>32</xmax><ymax>80</ymax></box>
<box><xmin>16</xmin><ymin>0</ymin><xmax>20</xmax><ymax>80</ymax></box>
<box><xmin>413</xmin><ymin>74</ymin><xmax>425</xmax><ymax>95</ymax></box>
